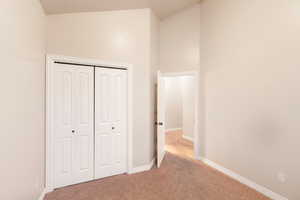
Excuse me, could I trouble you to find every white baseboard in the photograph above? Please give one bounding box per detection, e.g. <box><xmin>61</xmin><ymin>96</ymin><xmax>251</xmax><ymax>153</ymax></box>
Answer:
<box><xmin>198</xmin><ymin>157</ymin><xmax>288</xmax><ymax>200</ymax></box>
<box><xmin>129</xmin><ymin>158</ymin><xmax>155</xmax><ymax>174</ymax></box>
<box><xmin>38</xmin><ymin>188</ymin><xmax>47</xmax><ymax>200</ymax></box>
<box><xmin>165</xmin><ymin>128</ymin><xmax>182</xmax><ymax>132</ymax></box>
<box><xmin>182</xmin><ymin>135</ymin><xmax>193</xmax><ymax>142</ymax></box>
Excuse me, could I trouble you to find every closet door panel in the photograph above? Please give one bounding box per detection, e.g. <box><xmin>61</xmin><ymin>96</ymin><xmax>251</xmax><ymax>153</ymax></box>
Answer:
<box><xmin>94</xmin><ymin>71</ymin><xmax>113</xmax><ymax>178</ymax></box>
<box><xmin>111</xmin><ymin>73</ymin><xmax>127</xmax><ymax>176</ymax></box>
<box><xmin>95</xmin><ymin>68</ymin><xmax>127</xmax><ymax>179</ymax></box>
<box><xmin>53</xmin><ymin>65</ymin><xmax>76</xmax><ymax>188</ymax></box>
<box><xmin>73</xmin><ymin>67</ymin><xmax>94</xmax><ymax>183</ymax></box>
<box><xmin>53</xmin><ymin>64</ymin><xmax>94</xmax><ymax>188</ymax></box>
<box><xmin>95</xmin><ymin>125</ymin><xmax>113</xmax><ymax>178</ymax></box>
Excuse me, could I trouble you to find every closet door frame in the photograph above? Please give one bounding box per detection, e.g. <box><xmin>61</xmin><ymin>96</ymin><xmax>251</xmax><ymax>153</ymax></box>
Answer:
<box><xmin>46</xmin><ymin>54</ymin><xmax>133</xmax><ymax>192</ymax></box>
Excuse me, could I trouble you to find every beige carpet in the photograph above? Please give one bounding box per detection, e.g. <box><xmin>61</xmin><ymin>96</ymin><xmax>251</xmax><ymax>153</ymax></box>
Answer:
<box><xmin>45</xmin><ymin>153</ymin><xmax>270</xmax><ymax>200</ymax></box>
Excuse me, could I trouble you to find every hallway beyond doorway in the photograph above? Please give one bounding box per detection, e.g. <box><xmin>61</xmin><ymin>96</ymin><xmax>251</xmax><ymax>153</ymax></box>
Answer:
<box><xmin>165</xmin><ymin>130</ymin><xmax>194</xmax><ymax>160</ymax></box>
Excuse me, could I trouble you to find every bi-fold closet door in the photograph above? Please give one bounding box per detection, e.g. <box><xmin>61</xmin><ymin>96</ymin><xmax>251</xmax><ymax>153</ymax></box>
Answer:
<box><xmin>94</xmin><ymin>68</ymin><xmax>127</xmax><ymax>179</ymax></box>
<box><xmin>52</xmin><ymin>63</ymin><xmax>127</xmax><ymax>189</ymax></box>
<box><xmin>53</xmin><ymin>64</ymin><xmax>94</xmax><ymax>188</ymax></box>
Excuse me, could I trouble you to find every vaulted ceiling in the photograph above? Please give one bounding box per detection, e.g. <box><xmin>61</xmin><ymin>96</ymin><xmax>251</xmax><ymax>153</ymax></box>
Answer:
<box><xmin>40</xmin><ymin>0</ymin><xmax>200</xmax><ymax>19</ymax></box>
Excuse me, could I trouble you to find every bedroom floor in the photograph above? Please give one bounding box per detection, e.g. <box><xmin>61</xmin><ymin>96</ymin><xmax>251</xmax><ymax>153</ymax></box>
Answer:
<box><xmin>44</xmin><ymin>131</ymin><xmax>270</xmax><ymax>200</ymax></box>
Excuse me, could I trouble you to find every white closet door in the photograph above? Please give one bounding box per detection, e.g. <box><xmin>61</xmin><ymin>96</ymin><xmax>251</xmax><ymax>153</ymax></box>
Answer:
<box><xmin>53</xmin><ymin>64</ymin><xmax>94</xmax><ymax>188</ymax></box>
<box><xmin>95</xmin><ymin>68</ymin><xmax>127</xmax><ymax>179</ymax></box>
<box><xmin>73</xmin><ymin>67</ymin><xmax>94</xmax><ymax>184</ymax></box>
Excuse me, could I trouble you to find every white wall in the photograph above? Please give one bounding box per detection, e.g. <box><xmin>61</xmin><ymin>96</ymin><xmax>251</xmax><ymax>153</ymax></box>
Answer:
<box><xmin>164</xmin><ymin>76</ymin><xmax>195</xmax><ymax>141</ymax></box>
<box><xmin>46</xmin><ymin>9</ymin><xmax>155</xmax><ymax>167</ymax></box>
<box><xmin>0</xmin><ymin>0</ymin><xmax>46</xmax><ymax>200</ymax></box>
<box><xmin>200</xmin><ymin>0</ymin><xmax>300</xmax><ymax>199</ymax></box>
<box><xmin>164</xmin><ymin>77</ymin><xmax>183</xmax><ymax>130</ymax></box>
<box><xmin>160</xmin><ymin>4</ymin><xmax>200</xmax><ymax>72</ymax></box>
<box><xmin>150</xmin><ymin>10</ymin><xmax>160</xmax><ymax>160</ymax></box>
<box><xmin>181</xmin><ymin>76</ymin><xmax>195</xmax><ymax>140</ymax></box>
<box><xmin>159</xmin><ymin>3</ymin><xmax>200</xmax><ymax>150</ymax></box>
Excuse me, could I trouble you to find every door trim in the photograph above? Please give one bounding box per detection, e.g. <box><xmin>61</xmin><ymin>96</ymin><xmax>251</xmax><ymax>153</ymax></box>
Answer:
<box><xmin>46</xmin><ymin>54</ymin><xmax>133</xmax><ymax>192</ymax></box>
<box><xmin>161</xmin><ymin>71</ymin><xmax>200</xmax><ymax>159</ymax></box>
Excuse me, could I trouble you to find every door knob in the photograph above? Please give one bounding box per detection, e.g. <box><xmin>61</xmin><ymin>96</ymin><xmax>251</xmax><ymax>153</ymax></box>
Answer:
<box><xmin>72</xmin><ymin>130</ymin><xmax>75</xmax><ymax>133</ymax></box>
<box><xmin>112</xmin><ymin>127</ymin><xmax>115</xmax><ymax>130</ymax></box>
<box><xmin>155</xmin><ymin>122</ymin><xmax>163</xmax><ymax>126</ymax></box>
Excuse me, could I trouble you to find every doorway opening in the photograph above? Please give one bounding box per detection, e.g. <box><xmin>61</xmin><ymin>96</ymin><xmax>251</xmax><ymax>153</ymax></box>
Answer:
<box><xmin>156</xmin><ymin>71</ymin><xmax>199</xmax><ymax>167</ymax></box>
<box><xmin>164</xmin><ymin>74</ymin><xmax>196</xmax><ymax>160</ymax></box>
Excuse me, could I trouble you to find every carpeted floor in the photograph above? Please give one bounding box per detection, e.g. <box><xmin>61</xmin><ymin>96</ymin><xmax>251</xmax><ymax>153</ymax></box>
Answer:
<box><xmin>44</xmin><ymin>131</ymin><xmax>270</xmax><ymax>200</ymax></box>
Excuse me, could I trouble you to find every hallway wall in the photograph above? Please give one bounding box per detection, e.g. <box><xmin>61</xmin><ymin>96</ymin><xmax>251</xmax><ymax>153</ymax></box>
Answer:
<box><xmin>164</xmin><ymin>76</ymin><xmax>195</xmax><ymax>142</ymax></box>
<box><xmin>164</xmin><ymin>77</ymin><xmax>183</xmax><ymax>130</ymax></box>
<box><xmin>181</xmin><ymin>76</ymin><xmax>195</xmax><ymax>140</ymax></box>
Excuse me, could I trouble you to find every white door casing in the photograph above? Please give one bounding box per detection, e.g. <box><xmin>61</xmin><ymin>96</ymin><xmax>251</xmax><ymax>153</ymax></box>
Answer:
<box><xmin>157</xmin><ymin>71</ymin><xmax>166</xmax><ymax>168</ymax></box>
<box><xmin>94</xmin><ymin>68</ymin><xmax>127</xmax><ymax>179</ymax></box>
<box><xmin>161</xmin><ymin>71</ymin><xmax>200</xmax><ymax>160</ymax></box>
<box><xmin>53</xmin><ymin>64</ymin><xmax>94</xmax><ymax>188</ymax></box>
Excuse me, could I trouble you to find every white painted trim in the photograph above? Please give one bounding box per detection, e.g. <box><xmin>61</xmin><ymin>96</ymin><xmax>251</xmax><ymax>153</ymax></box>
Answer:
<box><xmin>157</xmin><ymin>149</ymin><xmax>166</xmax><ymax>168</ymax></box>
<box><xmin>37</xmin><ymin>188</ymin><xmax>47</xmax><ymax>200</ymax></box>
<box><xmin>129</xmin><ymin>158</ymin><xmax>155</xmax><ymax>174</ymax></box>
<box><xmin>182</xmin><ymin>135</ymin><xmax>193</xmax><ymax>142</ymax></box>
<box><xmin>162</xmin><ymin>71</ymin><xmax>198</xmax><ymax>77</ymax></box>
<box><xmin>165</xmin><ymin>127</ymin><xmax>182</xmax><ymax>132</ymax></box>
<box><xmin>161</xmin><ymin>70</ymin><xmax>200</xmax><ymax>159</ymax></box>
<box><xmin>198</xmin><ymin>157</ymin><xmax>288</xmax><ymax>200</ymax></box>
<box><xmin>46</xmin><ymin>54</ymin><xmax>133</xmax><ymax>191</ymax></box>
